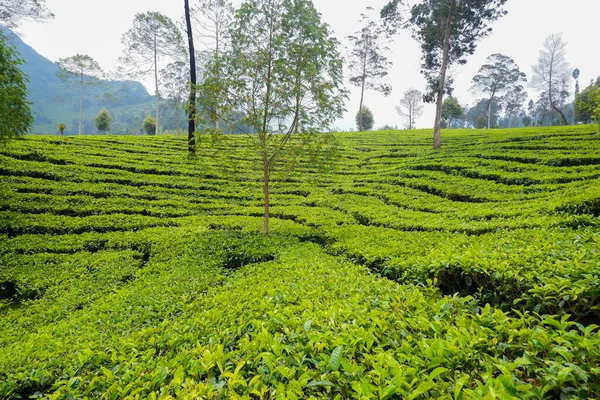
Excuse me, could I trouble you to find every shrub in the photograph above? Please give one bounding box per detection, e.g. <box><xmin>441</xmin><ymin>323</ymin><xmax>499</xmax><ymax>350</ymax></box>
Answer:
<box><xmin>142</xmin><ymin>115</ymin><xmax>157</xmax><ymax>135</ymax></box>
<box><xmin>355</xmin><ymin>106</ymin><xmax>374</xmax><ymax>131</ymax></box>
<box><xmin>95</xmin><ymin>109</ymin><xmax>112</xmax><ymax>134</ymax></box>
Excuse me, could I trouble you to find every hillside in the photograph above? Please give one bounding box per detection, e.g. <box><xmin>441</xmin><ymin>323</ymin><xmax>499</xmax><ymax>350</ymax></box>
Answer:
<box><xmin>1</xmin><ymin>127</ymin><xmax>600</xmax><ymax>398</ymax></box>
<box><xmin>1</xmin><ymin>27</ymin><xmax>163</xmax><ymax>135</ymax></box>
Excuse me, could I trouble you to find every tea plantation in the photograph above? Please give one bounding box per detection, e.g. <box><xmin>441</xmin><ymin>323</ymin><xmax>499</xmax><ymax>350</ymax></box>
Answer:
<box><xmin>1</xmin><ymin>126</ymin><xmax>599</xmax><ymax>399</ymax></box>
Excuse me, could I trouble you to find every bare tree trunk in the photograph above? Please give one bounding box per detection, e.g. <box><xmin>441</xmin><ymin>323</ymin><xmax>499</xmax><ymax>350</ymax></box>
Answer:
<box><xmin>358</xmin><ymin>59</ymin><xmax>367</xmax><ymax>131</ymax></box>
<box><xmin>215</xmin><ymin>29</ymin><xmax>220</xmax><ymax>131</ymax></box>
<box><xmin>261</xmin><ymin>13</ymin><xmax>275</xmax><ymax>236</ymax></box>
<box><xmin>79</xmin><ymin>73</ymin><xmax>83</xmax><ymax>136</ymax></box>
<box><xmin>433</xmin><ymin>0</ymin><xmax>455</xmax><ymax>149</ymax></box>
<box><xmin>185</xmin><ymin>0</ymin><xmax>197</xmax><ymax>153</ymax></box>
<box><xmin>154</xmin><ymin>35</ymin><xmax>159</xmax><ymax>136</ymax></box>
<box><xmin>263</xmin><ymin>148</ymin><xmax>269</xmax><ymax>236</ymax></box>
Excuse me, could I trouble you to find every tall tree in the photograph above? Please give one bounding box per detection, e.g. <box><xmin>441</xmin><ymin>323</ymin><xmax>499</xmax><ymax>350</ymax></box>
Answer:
<box><xmin>208</xmin><ymin>0</ymin><xmax>346</xmax><ymax>235</ymax></box>
<box><xmin>0</xmin><ymin>31</ymin><xmax>32</xmax><ymax>144</ymax></box>
<box><xmin>192</xmin><ymin>0</ymin><xmax>234</xmax><ymax>130</ymax></box>
<box><xmin>531</xmin><ymin>33</ymin><xmax>571</xmax><ymax>126</ymax></box>
<box><xmin>466</xmin><ymin>98</ymin><xmax>502</xmax><ymax>128</ymax></box>
<box><xmin>382</xmin><ymin>0</ymin><xmax>508</xmax><ymax>148</ymax></box>
<box><xmin>0</xmin><ymin>0</ymin><xmax>53</xmax><ymax>28</ymax></box>
<box><xmin>119</xmin><ymin>12</ymin><xmax>185</xmax><ymax>136</ymax></box>
<box><xmin>347</xmin><ymin>7</ymin><xmax>392</xmax><ymax>132</ymax></box>
<box><xmin>502</xmin><ymin>86</ymin><xmax>528</xmax><ymax>127</ymax></box>
<box><xmin>471</xmin><ymin>53</ymin><xmax>526</xmax><ymax>129</ymax></box>
<box><xmin>160</xmin><ymin>61</ymin><xmax>189</xmax><ymax>133</ymax></box>
<box><xmin>395</xmin><ymin>88</ymin><xmax>423</xmax><ymax>129</ymax></box>
<box><xmin>57</xmin><ymin>54</ymin><xmax>103</xmax><ymax>135</ymax></box>
<box><xmin>527</xmin><ymin>99</ymin><xmax>536</xmax><ymax>125</ymax></box>
<box><xmin>185</xmin><ymin>0</ymin><xmax>197</xmax><ymax>153</ymax></box>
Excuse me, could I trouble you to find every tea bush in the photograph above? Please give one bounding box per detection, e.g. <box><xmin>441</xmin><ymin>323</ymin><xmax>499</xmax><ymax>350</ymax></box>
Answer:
<box><xmin>1</xmin><ymin>125</ymin><xmax>599</xmax><ymax>398</ymax></box>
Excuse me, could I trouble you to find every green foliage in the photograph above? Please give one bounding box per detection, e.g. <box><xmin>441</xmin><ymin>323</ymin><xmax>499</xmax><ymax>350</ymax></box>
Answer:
<box><xmin>203</xmin><ymin>0</ymin><xmax>346</xmax><ymax>234</ymax></box>
<box><xmin>441</xmin><ymin>96</ymin><xmax>463</xmax><ymax>123</ymax></box>
<box><xmin>347</xmin><ymin>7</ymin><xmax>392</xmax><ymax>132</ymax></box>
<box><xmin>142</xmin><ymin>115</ymin><xmax>156</xmax><ymax>135</ymax></box>
<box><xmin>119</xmin><ymin>11</ymin><xmax>186</xmax><ymax>137</ymax></box>
<box><xmin>94</xmin><ymin>108</ymin><xmax>112</xmax><ymax>133</ymax></box>
<box><xmin>56</xmin><ymin>123</ymin><xmax>66</xmax><ymax>137</ymax></box>
<box><xmin>575</xmin><ymin>84</ymin><xmax>600</xmax><ymax>124</ymax></box>
<box><xmin>0</xmin><ymin>31</ymin><xmax>32</xmax><ymax>144</ymax></box>
<box><xmin>0</xmin><ymin>126</ymin><xmax>600</xmax><ymax>398</ymax></box>
<box><xmin>355</xmin><ymin>106</ymin><xmax>374</xmax><ymax>131</ymax></box>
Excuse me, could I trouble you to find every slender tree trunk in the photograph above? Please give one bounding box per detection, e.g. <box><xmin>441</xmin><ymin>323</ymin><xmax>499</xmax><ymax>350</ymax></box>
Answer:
<box><xmin>215</xmin><ymin>29</ymin><xmax>220</xmax><ymax>131</ymax></box>
<box><xmin>79</xmin><ymin>71</ymin><xmax>83</xmax><ymax>135</ymax></box>
<box><xmin>433</xmin><ymin>0</ymin><xmax>455</xmax><ymax>149</ymax></box>
<box><xmin>548</xmin><ymin>60</ymin><xmax>568</xmax><ymax>125</ymax></box>
<box><xmin>262</xmin><ymin>147</ymin><xmax>270</xmax><ymax>236</ymax></box>
<box><xmin>261</xmin><ymin>13</ymin><xmax>275</xmax><ymax>236</ymax></box>
<box><xmin>488</xmin><ymin>100</ymin><xmax>492</xmax><ymax>129</ymax></box>
<box><xmin>358</xmin><ymin>58</ymin><xmax>367</xmax><ymax>131</ymax></box>
<box><xmin>154</xmin><ymin>34</ymin><xmax>159</xmax><ymax>136</ymax></box>
<box><xmin>185</xmin><ymin>0</ymin><xmax>197</xmax><ymax>153</ymax></box>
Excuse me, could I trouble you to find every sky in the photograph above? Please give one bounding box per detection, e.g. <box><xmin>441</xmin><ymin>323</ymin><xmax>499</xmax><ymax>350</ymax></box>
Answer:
<box><xmin>14</xmin><ymin>0</ymin><xmax>600</xmax><ymax>130</ymax></box>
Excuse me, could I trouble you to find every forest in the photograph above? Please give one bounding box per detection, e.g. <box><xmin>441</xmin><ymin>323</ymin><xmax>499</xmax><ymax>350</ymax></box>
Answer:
<box><xmin>1</xmin><ymin>0</ymin><xmax>600</xmax><ymax>398</ymax></box>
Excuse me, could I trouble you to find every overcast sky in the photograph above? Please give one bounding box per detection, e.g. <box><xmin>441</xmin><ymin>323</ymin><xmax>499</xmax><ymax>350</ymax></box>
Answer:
<box><xmin>15</xmin><ymin>0</ymin><xmax>600</xmax><ymax>130</ymax></box>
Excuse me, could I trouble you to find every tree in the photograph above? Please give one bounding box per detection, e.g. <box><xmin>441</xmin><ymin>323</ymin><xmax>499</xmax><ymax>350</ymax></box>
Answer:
<box><xmin>58</xmin><ymin>54</ymin><xmax>103</xmax><ymax>135</ymax></box>
<box><xmin>522</xmin><ymin>116</ymin><xmax>532</xmax><ymax>127</ymax></box>
<box><xmin>575</xmin><ymin>84</ymin><xmax>600</xmax><ymax>124</ymax></box>
<box><xmin>192</xmin><ymin>0</ymin><xmax>234</xmax><ymax>130</ymax></box>
<box><xmin>395</xmin><ymin>88</ymin><xmax>423</xmax><ymax>129</ymax></box>
<box><xmin>119</xmin><ymin>12</ymin><xmax>185</xmax><ymax>136</ymax></box>
<box><xmin>208</xmin><ymin>0</ymin><xmax>346</xmax><ymax>235</ymax></box>
<box><xmin>527</xmin><ymin>99</ymin><xmax>536</xmax><ymax>125</ymax></box>
<box><xmin>531</xmin><ymin>33</ymin><xmax>571</xmax><ymax>126</ymax></box>
<box><xmin>573</xmin><ymin>68</ymin><xmax>580</xmax><ymax>97</ymax></box>
<box><xmin>347</xmin><ymin>7</ymin><xmax>392</xmax><ymax>132</ymax></box>
<box><xmin>441</xmin><ymin>96</ymin><xmax>463</xmax><ymax>127</ymax></box>
<box><xmin>142</xmin><ymin>115</ymin><xmax>156</xmax><ymax>135</ymax></box>
<box><xmin>471</xmin><ymin>53</ymin><xmax>526</xmax><ymax>129</ymax></box>
<box><xmin>356</xmin><ymin>106</ymin><xmax>374</xmax><ymax>131</ymax></box>
<box><xmin>160</xmin><ymin>61</ymin><xmax>189</xmax><ymax>133</ymax></box>
<box><xmin>503</xmin><ymin>86</ymin><xmax>528</xmax><ymax>127</ymax></box>
<box><xmin>466</xmin><ymin>98</ymin><xmax>501</xmax><ymax>128</ymax></box>
<box><xmin>382</xmin><ymin>0</ymin><xmax>507</xmax><ymax>148</ymax></box>
<box><xmin>0</xmin><ymin>31</ymin><xmax>32</xmax><ymax>144</ymax></box>
<box><xmin>185</xmin><ymin>0</ymin><xmax>197</xmax><ymax>154</ymax></box>
<box><xmin>0</xmin><ymin>0</ymin><xmax>53</xmax><ymax>28</ymax></box>
<box><xmin>594</xmin><ymin>91</ymin><xmax>600</xmax><ymax>133</ymax></box>
<box><xmin>95</xmin><ymin>108</ymin><xmax>112</xmax><ymax>133</ymax></box>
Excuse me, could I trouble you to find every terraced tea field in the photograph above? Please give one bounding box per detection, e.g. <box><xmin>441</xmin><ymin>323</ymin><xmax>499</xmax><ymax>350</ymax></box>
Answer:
<box><xmin>1</xmin><ymin>126</ymin><xmax>599</xmax><ymax>399</ymax></box>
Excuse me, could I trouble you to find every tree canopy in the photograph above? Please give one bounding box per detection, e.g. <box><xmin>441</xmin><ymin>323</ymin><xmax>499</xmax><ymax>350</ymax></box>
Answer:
<box><xmin>471</xmin><ymin>53</ymin><xmax>526</xmax><ymax>128</ymax></box>
<box><xmin>119</xmin><ymin>12</ymin><xmax>185</xmax><ymax>135</ymax></box>
<box><xmin>382</xmin><ymin>0</ymin><xmax>508</xmax><ymax>148</ymax></box>
<box><xmin>0</xmin><ymin>0</ymin><xmax>53</xmax><ymax>28</ymax></box>
<box><xmin>206</xmin><ymin>0</ymin><xmax>347</xmax><ymax>234</ymax></box>
<box><xmin>0</xmin><ymin>31</ymin><xmax>32</xmax><ymax>144</ymax></box>
<box><xmin>347</xmin><ymin>7</ymin><xmax>391</xmax><ymax>132</ymax></box>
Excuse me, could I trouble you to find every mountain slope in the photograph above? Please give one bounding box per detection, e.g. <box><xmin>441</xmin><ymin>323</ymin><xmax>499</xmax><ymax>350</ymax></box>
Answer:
<box><xmin>2</xmin><ymin>27</ymin><xmax>165</xmax><ymax>135</ymax></box>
